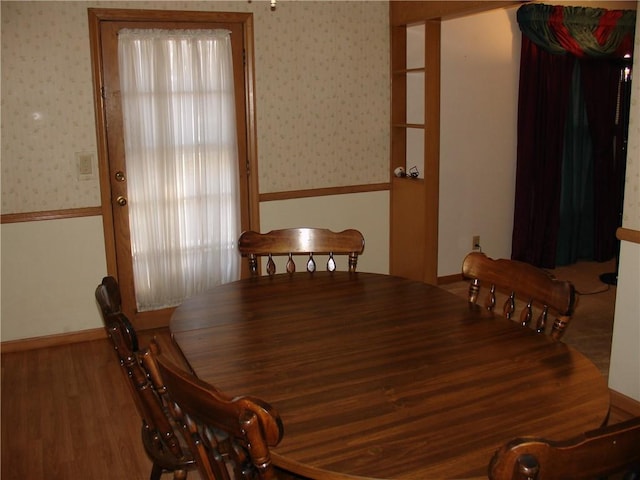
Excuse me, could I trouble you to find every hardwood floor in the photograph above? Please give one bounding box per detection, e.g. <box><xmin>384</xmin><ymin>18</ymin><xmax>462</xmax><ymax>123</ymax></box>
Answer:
<box><xmin>1</xmin><ymin>335</ymin><xmax>153</xmax><ymax>479</ymax></box>
<box><xmin>547</xmin><ymin>259</ymin><xmax>619</xmax><ymax>379</ymax></box>
<box><xmin>1</xmin><ymin>260</ymin><xmax>636</xmax><ymax>479</ymax></box>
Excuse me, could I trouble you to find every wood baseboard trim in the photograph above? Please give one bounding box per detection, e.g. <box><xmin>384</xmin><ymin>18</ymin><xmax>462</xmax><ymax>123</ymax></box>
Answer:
<box><xmin>1</xmin><ymin>327</ymin><xmax>106</xmax><ymax>353</ymax></box>
<box><xmin>610</xmin><ymin>388</ymin><xmax>640</xmax><ymax>419</ymax></box>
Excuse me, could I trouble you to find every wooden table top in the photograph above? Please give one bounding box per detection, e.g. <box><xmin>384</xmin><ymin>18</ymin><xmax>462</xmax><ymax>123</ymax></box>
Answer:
<box><xmin>170</xmin><ymin>272</ymin><xmax>610</xmax><ymax>480</ymax></box>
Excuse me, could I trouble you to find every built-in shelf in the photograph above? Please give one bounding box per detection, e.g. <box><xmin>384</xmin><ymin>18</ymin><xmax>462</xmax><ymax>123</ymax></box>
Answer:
<box><xmin>389</xmin><ymin>11</ymin><xmax>440</xmax><ymax>284</ymax></box>
<box><xmin>389</xmin><ymin>1</ymin><xmax>523</xmax><ymax>285</ymax></box>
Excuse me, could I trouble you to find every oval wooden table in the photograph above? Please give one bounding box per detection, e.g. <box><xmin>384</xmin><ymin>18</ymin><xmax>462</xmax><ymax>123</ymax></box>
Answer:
<box><xmin>170</xmin><ymin>272</ymin><xmax>610</xmax><ymax>480</ymax></box>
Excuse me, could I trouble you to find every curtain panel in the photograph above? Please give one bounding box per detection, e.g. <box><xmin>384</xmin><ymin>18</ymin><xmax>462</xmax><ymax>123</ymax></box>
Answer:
<box><xmin>512</xmin><ymin>4</ymin><xmax>635</xmax><ymax>268</ymax></box>
<box><xmin>119</xmin><ymin>29</ymin><xmax>241</xmax><ymax>311</ymax></box>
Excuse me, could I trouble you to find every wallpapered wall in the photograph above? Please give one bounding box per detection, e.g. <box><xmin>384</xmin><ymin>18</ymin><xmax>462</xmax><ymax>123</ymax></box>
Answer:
<box><xmin>1</xmin><ymin>1</ymin><xmax>390</xmax><ymax>214</ymax></box>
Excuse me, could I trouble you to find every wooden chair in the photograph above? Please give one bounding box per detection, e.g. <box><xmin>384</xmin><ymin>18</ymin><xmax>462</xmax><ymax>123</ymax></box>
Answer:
<box><xmin>238</xmin><ymin>227</ymin><xmax>365</xmax><ymax>276</ymax></box>
<box><xmin>461</xmin><ymin>252</ymin><xmax>576</xmax><ymax>341</ymax></box>
<box><xmin>95</xmin><ymin>278</ymin><xmax>195</xmax><ymax>480</ymax></box>
<box><xmin>95</xmin><ymin>275</ymin><xmax>123</xmax><ymax>318</ymax></box>
<box><xmin>146</xmin><ymin>340</ymin><xmax>285</xmax><ymax>480</ymax></box>
<box><xmin>488</xmin><ymin>417</ymin><xmax>640</xmax><ymax>479</ymax></box>
<box><xmin>96</xmin><ymin>276</ymin><xmax>195</xmax><ymax>371</ymax></box>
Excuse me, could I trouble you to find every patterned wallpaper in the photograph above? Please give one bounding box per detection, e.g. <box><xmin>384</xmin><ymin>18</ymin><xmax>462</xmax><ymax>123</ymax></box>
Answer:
<box><xmin>1</xmin><ymin>1</ymin><xmax>390</xmax><ymax>214</ymax></box>
<box><xmin>2</xmin><ymin>1</ymin><xmax>102</xmax><ymax>213</ymax></box>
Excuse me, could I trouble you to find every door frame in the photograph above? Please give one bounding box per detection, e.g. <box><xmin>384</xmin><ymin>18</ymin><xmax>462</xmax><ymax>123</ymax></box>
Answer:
<box><xmin>88</xmin><ymin>8</ymin><xmax>260</xmax><ymax>329</ymax></box>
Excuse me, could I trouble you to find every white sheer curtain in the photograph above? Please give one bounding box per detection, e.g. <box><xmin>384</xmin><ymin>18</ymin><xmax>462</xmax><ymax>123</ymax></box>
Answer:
<box><xmin>118</xmin><ymin>29</ymin><xmax>241</xmax><ymax>311</ymax></box>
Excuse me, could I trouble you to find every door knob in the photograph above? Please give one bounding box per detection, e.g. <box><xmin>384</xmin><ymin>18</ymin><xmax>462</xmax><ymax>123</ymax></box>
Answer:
<box><xmin>116</xmin><ymin>196</ymin><xmax>127</xmax><ymax>206</ymax></box>
<box><xmin>115</xmin><ymin>171</ymin><xmax>126</xmax><ymax>182</ymax></box>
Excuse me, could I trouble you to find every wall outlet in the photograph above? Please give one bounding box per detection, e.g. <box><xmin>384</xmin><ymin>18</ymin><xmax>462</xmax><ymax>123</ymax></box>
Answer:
<box><xmin>472</xmin><ymin>235</ymin><xmax>481</xmax><ymax>251</ymax></box>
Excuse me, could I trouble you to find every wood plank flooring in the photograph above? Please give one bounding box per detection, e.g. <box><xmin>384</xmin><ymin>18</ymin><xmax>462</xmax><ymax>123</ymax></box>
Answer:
<box><xmin>1</xmin><ymin>335</ymin><xmax>153</xmax><ymax>479</ymax></box>
<box><xmin>1</xmin><ymin>260</ymin><xmax>636</xmax><ymax>479</ymax></box>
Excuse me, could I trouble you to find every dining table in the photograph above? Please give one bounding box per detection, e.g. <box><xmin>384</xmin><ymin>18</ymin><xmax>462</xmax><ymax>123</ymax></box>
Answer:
<box><xmin>169</xmin><ymin>271</ymin><xmax>611</xmax><ymax>480</ymax></box>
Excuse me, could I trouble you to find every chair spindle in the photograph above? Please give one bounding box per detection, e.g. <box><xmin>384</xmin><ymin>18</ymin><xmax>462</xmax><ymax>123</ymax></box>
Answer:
<box><xmin>520</xmin><ymin>300</ymin><xmax>533</xmax><ymax>327</ymax></box>
<box><xmin>286</xmin><ymin>253</ymin><xmax>296</xmax><ymax>274</ymax></box>
<box><xmin>327</xmin><ymin>253</ymin><xmax>336</xmax><ymax>272</ymax></box>
<box><xmin>535</xmin><ymin>306</ymin><xmax>549</xmax><ymax>334</ymax></box>
<box><xmin>267</xmin><ymin>254</ymin><xmax>276</xmax><ymax>276</ymax></box>
<box><xmin>485</xmin><ymin>284</ymin><xmax>497</xmax><ymax>312</ymax></box>
<box><xmin>461</xmin><ymin>252</ymin><xmax>576</xmax><ymax>341</ymax></box>
<box><xmin>307</xmin><ymin>253</ymin><xmax>316</xmax><ymax>273</ymax></box>
<box><xmin>469</xmin><ymin>278</ymin><xmax>480</xmax><ymax>306</ymax></box>
<box><xmin>503</xmin><ymin>292</ymin><xmax>516</xmax><ymax>319</ymax></box>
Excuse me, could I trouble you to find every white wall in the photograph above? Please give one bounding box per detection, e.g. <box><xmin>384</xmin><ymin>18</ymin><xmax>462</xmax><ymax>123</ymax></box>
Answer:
<box><xmin>608</xmin><ymin>2</ymin><xmax>640</xmax><ymax>401</ymax></box>
<box><xmin>438</xmin><ymin>6</ymin><xmax>521</xmax><ymax>276</ymax></box>
<box><xmin>0</xmin><ymin>192</ymin><xmax>388</xmax><ymax>342</ymax></box>
<box><xmin>259</xmin><ymin>191</ymin><xmax>390</xmax><ymax>275</ymax></box>
<box><xmin>0</xmin><ymin>196</ymin><xmax>389</xmax><ymax>343</ymax></box>
<box><xmin>1</xmin><ymin>217</ymin><xmax>107</xmax><ymax>341</ymax></box>
<box><xmin>609</xmin><ymin>242</ymin><xmax>640</xmax><ymax>400</ymax></box>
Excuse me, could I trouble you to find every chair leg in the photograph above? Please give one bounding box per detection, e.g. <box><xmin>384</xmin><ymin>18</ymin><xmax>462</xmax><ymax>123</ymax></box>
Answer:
<box><xmin>149</xmin><ymin>463</ymin><xmax>163</xmax><ymax>480</ymax></box>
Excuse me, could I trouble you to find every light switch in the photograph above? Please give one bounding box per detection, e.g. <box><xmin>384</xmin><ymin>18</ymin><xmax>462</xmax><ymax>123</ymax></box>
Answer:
<box><xmin>76</xmin><ymin>152</ymin><xmax>95</xmax><ymax>180</ymax></box>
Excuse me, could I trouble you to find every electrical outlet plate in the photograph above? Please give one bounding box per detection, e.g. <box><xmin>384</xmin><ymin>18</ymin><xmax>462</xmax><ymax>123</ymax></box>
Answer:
<box><xmin>472</xmin><ymin>235</ymin><xmax>480</xmax><ymax>251</ymax></box>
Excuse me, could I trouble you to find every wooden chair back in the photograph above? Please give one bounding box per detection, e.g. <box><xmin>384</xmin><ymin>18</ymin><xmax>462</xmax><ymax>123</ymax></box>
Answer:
<box><xmin>488</xmin><ymin>417</ymin><xmax>640</xmax><ymax>479</ymax></box>
<box><xmin>238</xmin><ymin>228</ymin><xmax>365</xmax><ymax>276</ymax></box>
<box><xmin>95</xmin><ymin>275</ymin><xmax>123</xmax><ymax>317</ymax></box>
<box><xmin>95</xmin><ymin>277</ymin><xmax>194</xmax><ymax>480</ymax></box>
<box><xmin>151</xmin><ymin>341</ymin><xmax>284</xmax><ymax>480</ymax></box>
<box><xmin>462</xmin><ymin>252</ymin><xmax>576</xmax><ymax>340</ymax></box>
<box><xmin>95</xmin><ymin>276</ymin><xmax>137</xmax><ymax>351</ymax></box>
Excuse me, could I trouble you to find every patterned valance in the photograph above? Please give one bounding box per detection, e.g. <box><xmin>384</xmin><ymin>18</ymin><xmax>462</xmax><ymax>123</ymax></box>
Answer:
<box><xmin>517</xmin><ymin>3</ymin><xmax>636</xmax><ymax>58</ymax></box>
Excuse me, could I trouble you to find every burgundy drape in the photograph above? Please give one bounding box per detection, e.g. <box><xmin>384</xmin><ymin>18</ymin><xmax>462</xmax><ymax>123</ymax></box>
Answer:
<box><xmin>511</xmin><ymin>37</ymin><xmax>575</xmax><ymax>268</ymax></box>
<box><xmin>512</xmin><ymin>4</ymin><xmax>635</xmax><ymax>268</ymax></box>
<box><xmin>581</xmin><ymin>58</ymin><xmax>628</xmax><ymax>261</ymax></box>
